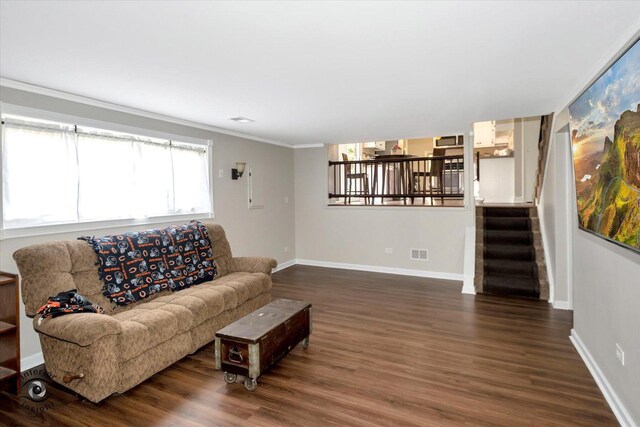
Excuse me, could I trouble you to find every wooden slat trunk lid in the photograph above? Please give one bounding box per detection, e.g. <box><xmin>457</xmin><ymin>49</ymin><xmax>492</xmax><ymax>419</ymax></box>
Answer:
<box><xmin>216</xmin><ymin>298</ymin><xmax>311</xmax><ymax>344</ymax></box>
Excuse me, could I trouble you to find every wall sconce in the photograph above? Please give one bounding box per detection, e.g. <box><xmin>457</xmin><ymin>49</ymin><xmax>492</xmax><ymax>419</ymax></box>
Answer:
<box><xmin>232</xmin><ymin>162</ymin><xmax>246</xmax><ymax>180</ymax></box>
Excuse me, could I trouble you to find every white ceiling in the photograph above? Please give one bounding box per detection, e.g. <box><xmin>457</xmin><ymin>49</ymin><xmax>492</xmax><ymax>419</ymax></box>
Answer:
<box><xmin>1</xmin><ymin>1</ymin><xmax>639</xmax><ymax>146</ymax></box>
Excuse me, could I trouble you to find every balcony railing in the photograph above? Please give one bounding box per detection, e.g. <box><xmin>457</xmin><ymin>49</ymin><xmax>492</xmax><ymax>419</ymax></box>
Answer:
<box><xmin>328</xmin><ymin>153</ymin><xmax>478</xmax><ymax>206</ymax></box>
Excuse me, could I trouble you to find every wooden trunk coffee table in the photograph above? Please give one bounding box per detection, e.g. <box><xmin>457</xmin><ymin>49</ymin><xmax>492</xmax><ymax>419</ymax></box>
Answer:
<box><xmin>215</xmin><ymin>298</ymin><xmax>312</xmax><ymax>390</ymax></box>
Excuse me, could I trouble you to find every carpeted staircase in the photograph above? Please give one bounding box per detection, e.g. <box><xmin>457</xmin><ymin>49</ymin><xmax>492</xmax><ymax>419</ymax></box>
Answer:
<box><xmin>475</xmin><ymin>206</ymin><xmax>549</xmax><ymax>299</ymax></box>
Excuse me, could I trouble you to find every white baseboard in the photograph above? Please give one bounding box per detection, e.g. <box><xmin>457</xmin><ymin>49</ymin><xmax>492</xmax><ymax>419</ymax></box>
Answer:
<box><xmin>462</xmin><ymin>226</ymin><xmax>476</xmax><ymax>294</ymax></box>
<box><xmin>294</xmin><ymin>258</ymin><xmax>464</xmax><ymax>281</ymax></box>
<box><xmin>461</xmin><ymin>276</ymin><xmax>476</xmax><ymax>294</ymax></box>
<box><xmin>570</xmin><ymin>330</ymin><xmax>636</xmax><ymax>427</ymax></box>
<box><xmin>552</xmin><ymin>300</ymin><xmax>572</xmax><ymax>310</ymax></box>
<box><xmin>273</xmin><ymin>259</ymin><xmax>296</xmax><ymax>273</ymax></box>
<box><xmin>21</xmin><ymin>352</ymin><xmax>44</xmax><ymax>370</ymax></box>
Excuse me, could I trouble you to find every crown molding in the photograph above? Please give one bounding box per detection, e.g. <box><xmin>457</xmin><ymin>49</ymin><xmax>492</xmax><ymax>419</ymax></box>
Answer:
<box><xmin>293</xmin><ymin>144</ymin><xmax>325</xmax><ymax>149</ymax></box>
<box><xmin>0</xmin><ymin>77</ymin><xmax>294</xmax><ymax>149</ymax></box>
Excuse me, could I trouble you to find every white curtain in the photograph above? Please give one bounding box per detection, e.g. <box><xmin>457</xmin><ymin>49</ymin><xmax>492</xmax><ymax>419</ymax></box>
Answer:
<box><xmin>2</xmin><ymin>120</ymin><xmax>79</xmax><ymax>227</ymax></box>
<box><xmin>133</xmin><ymin>140</ymin><xmax>174</xmax><ymax>218</ymax></box>
<box><xmin>2</xmin><ymin>116</ymin><xmax>211</xmax><ymax>229</ymax></box>
<box><xmin>172</xmin><ymin>143</ymin><xmax>210</xmax><ymax>214</ymax></box>
<box><xmin>77</xmin><ymin>132</ymin><xmax>136</xmax><ymax>220</ymax></box>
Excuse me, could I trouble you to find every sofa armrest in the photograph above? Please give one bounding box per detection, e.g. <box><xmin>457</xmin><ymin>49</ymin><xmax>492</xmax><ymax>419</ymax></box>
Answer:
<box><xmin>34</xmin><ymin>313</ymin><xmax>122</xmax><ymax>347</ymax></box>
<box><xmin>228</xmin><ymin>256</ymin><xmax>278</xmax><ymax>275</ymax></box>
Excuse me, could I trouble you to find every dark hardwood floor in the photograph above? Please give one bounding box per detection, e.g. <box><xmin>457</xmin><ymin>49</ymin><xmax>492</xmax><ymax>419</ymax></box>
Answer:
<box><xmin>0</xmin><ymin>266</ymin><xmax>616</xmax><ymax>426</ymax></box>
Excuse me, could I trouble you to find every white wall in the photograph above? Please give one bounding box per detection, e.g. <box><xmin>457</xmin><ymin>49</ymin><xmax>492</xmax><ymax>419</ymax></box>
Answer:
<box><xmin>538</xmin><ymin>135</ymin><xmax>556</xmax><ymax>299</ymax></box>
<box><xmin>542</xmin><ymin>110</ymin><xmax>640</xmax><ymax>424</ymax></box>
<box><xmin>513</xmin><ymin>116</ymin><xmax>541</xmax><ymax>202</ymax></box>
<box><xmin>294</xmin><ymin>147</ymin><xmax>473</xmax><ymax>278</ymax></box>
<box><xmin>552</xmin><ymin>124</ymin><xmax>573</xmax><ymax>307</ymax></box>
<box><xmin>572</xmin><ymin>225</ymin><xmax>640</xmax><ymax>425</ymax></box>
<box><xmin>406</xmin><ymin>137</ymin><xmax>434</xmax><ymax>156</ymax></box>
<box><xmin>537</xmin><ymin>32</ymin><xmax>640</xmax><ymax>422</ymax></box>
<box><xmin>538</xmin><ymin>112</ymin><xmax>574</xmax><ymax>307</ymax></box>
<box><xmin>522</xmin><ymin>116</ymin><xmax>541</xmax><ymax>202</ymax></box>
<box><xmin>477</xmin><ymin>116</ymin><xmax>539</xmax><ymax>204</ymax></box>
<box><xmin>478</xmin><ymin>157</ymin><xmax>515</xmax><ymax>203</ymax></box>
<box><xmin>0</xmin><ymin>86</ymin><xmax>296</xmax><ymax>366</ymax></box>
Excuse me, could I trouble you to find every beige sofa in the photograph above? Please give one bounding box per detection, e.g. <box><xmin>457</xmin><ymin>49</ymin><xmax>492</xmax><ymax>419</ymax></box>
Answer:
<box><xmin>13</xmin><ymin>223</ymin><xmax>276</xmax><ymax>403</ymax></box>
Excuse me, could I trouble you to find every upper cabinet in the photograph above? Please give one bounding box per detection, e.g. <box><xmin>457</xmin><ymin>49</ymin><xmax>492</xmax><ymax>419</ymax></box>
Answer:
<box><xmin>473</xmin><ymin>121</ymin><xmax>495</xmax><ymax>147</ymax></box>
<box><xmin>363</xmin><ymin>141</ymin><xmax>386</xmax><ymax>150</ymax></box>
<box><xmin>473</xmin><ymin>119</ymin><xmax>514</xmax><ymax>148</ymax></box>
<box><xmin>494</xmin><ymin>119</ymin><xmax>514</xmax><ymax>146</ymax></box>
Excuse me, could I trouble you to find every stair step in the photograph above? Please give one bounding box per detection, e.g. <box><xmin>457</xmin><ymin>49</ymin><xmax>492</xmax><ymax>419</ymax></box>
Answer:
<box><xmin>483</xmin><ymin>276</ymin><xmax>540</xmax><ymax>298</ymax></box>
<box><xmin>484</xmin><ymin>244</ymin><xmax>535</xmax><ymax>261</ymax></box>
<box><xmin>484</xmin><ymin>230</ymin><xmax>533</xmax><ymax>246</ymax></box>
<box><xmin>483</xmin><ymin>207</ymin><xmax>530</xmax><ymax>218</ymax></box>
<box><xmin>484</xmin><ymin>217</ymin><xmax>531</xmax><ymax>231</ymax></box>
<box><xmin>484</xmin><ymin>259</ymin><xmax>538</xmax><ymax>278</ymax></box>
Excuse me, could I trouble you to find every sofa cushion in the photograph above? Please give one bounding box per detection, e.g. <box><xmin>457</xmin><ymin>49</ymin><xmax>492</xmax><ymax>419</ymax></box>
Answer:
<box><xmin>202</xmin><ymin>282</ymin><xmax>238</xmax><ymax>309</ymax></box>
<box><xmin>164</xmin><ymin>294</ymin><xmax>211</xmax><ymax>323</ymax></box>
<box><xmin>66</xmin><ymin>240</ymin><xmax>115</xmax><ymax>313</ymax></box>
<box><xmin>228</xmin><ymin>257</ymin><xmax>278</xmax><ymax>275</ymax></box>
<box><xmin>34</xmin><ymin>312</ymin><xmax>122</xmax><ymax>347</ymax></box>
<box><xmin>138</xmin><ymin>301</ymin><xmax>195</xmax><ymax>332</ymax></box>
<box><xmin>173</xmin><ymin>286</ymin><xmax>227</xmax><ymax>319</ymax></box>
<box><xmin>110</xmin><ymin>284</ymin><xmax>222</xmax><ymax>360</ymax></box>
<box><xmin>211</xmin><ymin>272</ymin><xmax>272</xmax><ymax>304</ymax></box>
<box><xmin>15</xmin><ymin>242</ymin><xmax>77</xmax><ymax>317</ymax></box>
<box><xmin>114</xmin><ymin>308</ymin><xmax>179</xmax><ymax>358</ymax></box>
<box><xmin>110</xmin><ymin>273</ymin><xmax>270</xmax><ymax>360</ymax></box>
<box><xmin>205</xmin><ymin>223</ymin><xmax>232</xmax><ymax>277</ymax></box>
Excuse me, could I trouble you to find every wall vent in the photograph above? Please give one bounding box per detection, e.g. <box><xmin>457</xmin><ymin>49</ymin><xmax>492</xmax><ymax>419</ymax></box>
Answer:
<box><xmin>410</xmin><ymin>249</ymin><xmax>428</xmax><ymax>261</ymax></box>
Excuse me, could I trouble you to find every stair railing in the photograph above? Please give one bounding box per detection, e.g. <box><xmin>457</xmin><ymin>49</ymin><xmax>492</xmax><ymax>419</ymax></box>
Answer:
<box><xmin>328</xmin><ymin>154</ymin><xmax>466</xmax><ymax>206</ymax></box>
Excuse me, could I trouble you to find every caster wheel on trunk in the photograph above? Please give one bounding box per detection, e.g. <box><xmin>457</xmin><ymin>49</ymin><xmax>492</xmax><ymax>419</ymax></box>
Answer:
<box><xmin>223</xmin><ymin>372</ymin><xmax>237</xmax><ymax>384</ymax></box>
<box><xmin>244</xmin><ymin>377</ymin><xmax>257</xmax><ymax>391</ymax></box>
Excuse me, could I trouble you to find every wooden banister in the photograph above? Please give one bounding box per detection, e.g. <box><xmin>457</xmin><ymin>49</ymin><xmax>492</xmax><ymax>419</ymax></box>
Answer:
<box><xmin>328</xmin><ymin>155</ymin><xmax>465</xmax><ymax>206</ymax></box>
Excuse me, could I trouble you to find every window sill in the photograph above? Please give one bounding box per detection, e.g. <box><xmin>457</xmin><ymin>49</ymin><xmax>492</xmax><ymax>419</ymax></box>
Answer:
<box><xmin>1</xmin><ymin>212</ymin><xmax>215</xmax><ymax>241</ymax></box>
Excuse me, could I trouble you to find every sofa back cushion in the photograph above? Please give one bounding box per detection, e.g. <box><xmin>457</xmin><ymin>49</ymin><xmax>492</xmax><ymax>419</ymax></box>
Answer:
<box><xmin>14</xmin><ymin>222</ymin><xmax>233</xmax><ymax>317</ymax></box>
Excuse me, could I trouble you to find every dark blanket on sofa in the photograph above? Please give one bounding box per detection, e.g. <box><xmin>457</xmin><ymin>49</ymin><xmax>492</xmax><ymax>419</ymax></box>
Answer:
<box><xmin>80</xmin><ymin>221</ymin><xmax>218</xmax><ymax>306</ymax></box>
<box><xmin>37</xmin><ymin>289</ymin><xmax>104</xmax><ymax>320</ymax></box>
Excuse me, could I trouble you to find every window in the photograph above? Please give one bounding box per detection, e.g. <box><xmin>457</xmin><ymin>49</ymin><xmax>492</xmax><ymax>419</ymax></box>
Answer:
<box><xmin>339</xmin><ymin>143</ymin><xmax>363</xmax><ymax>161</ymax></box>
<box><xmin>1</xmin><ymin>114</ymin><xmax>212</xmax><ymax>230</ymax></box>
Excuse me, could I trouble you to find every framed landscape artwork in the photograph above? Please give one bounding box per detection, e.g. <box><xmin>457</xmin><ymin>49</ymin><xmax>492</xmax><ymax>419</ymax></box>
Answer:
<box><xmin>569</xmin><ymin>38</ymin><xmax>640</xmax><ymax>254</ymax></box>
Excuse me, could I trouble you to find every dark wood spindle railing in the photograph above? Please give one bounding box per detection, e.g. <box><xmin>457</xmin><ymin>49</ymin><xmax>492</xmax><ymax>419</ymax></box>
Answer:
<box><xmin>328</xmin><ymin>154</ymin><xmax>467</xmax><ymax>206</ymax></box>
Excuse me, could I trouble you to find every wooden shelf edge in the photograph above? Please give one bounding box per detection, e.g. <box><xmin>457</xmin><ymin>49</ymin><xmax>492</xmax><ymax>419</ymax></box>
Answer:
<box><xmin>0</xmin><ymin>366</ymin><xmax>18</xmax><ymax>382</ymax></box>
<box><xmin>0</xmin><ymin>321</ymin><xmax>17</xmax><ymax>335</ymax></box>
<box><xmin>0</xmin><ymin>271</ymin><xmax>17</xmax><ymax>286</ymax></box>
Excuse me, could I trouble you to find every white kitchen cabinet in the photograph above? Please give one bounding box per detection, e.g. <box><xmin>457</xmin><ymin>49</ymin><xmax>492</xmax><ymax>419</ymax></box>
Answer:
<box><xmin>473</xmin><ymin>121</ymin><xmax>495</xmax><ymax>147</ymax></box>
<box><xmin>363</xmin><ymin>141</ymin><xmax>385</xmax><ymax>150</ymax></box>
<box><xmin>494</xmin><ymin>119</ymin><xmax>514</xmax><ymax>146</ymax></box>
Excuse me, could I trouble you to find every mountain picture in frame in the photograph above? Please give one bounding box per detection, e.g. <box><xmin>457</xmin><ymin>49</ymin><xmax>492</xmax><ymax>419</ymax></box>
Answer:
<box><xmin>569</xmin><ymin>38</ymin><xmax>640</xmax><ymax>254</ymax></box>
